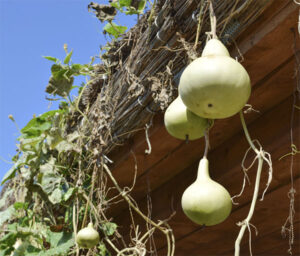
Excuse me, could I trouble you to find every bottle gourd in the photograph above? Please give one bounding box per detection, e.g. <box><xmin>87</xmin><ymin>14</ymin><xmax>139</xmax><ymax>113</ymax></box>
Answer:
<box><xmin>181</xmin><ymin>157</ymin><xmax>232</xmax><ymax>226</ymax></box>
<box><xmin>179</xmin><ymin>39</ymin><xmax>251</xmax><ymax>119</ymax></box>
<box><xmin>164</xmin><ymin>96</ymin><xmax>209</xmax><ymax>140</ymax></box>
<box><xmin>76</xmin><ymin>223</ymin><xmax>100</xmax><ymax>249</ymax></box>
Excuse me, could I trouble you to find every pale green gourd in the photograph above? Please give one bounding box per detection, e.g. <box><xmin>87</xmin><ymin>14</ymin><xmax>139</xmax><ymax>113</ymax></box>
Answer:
<box><xmin>164</xmin><ymin>96</ymin><xmax>209</xmax><ymax>140</ymax></box>
<box><xmin>76</xmin><ymin>223</ymin><xmax>100</xmax><ymax>249</ymax></box>
<box><xmin>181</xmin><ymin>157</ymin><xmax>232</xmax><ymax>226</ymax></box>
<box><xmin>179</xmin><ymin>39</ymin><xmax>251</xmax><ymax>119</ymax></box>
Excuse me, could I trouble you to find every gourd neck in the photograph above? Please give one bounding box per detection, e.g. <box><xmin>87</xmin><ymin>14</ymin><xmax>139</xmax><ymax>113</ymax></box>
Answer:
<box><xmin>196</xmin><ymin>157</ymin><xmax>211</xmax><ymax>181</ymax></box>
<box><xmin>201</xmin><ymin>39</ymin><xmax>230</xmax><ymax>57</ymax></box>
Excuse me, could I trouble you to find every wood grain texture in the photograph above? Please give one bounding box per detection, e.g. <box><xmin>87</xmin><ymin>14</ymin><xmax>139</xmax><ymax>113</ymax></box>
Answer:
<box><xmin>106</xmin><ymin>2</ymin><xmax>299</xmax><ymax>216</ymax></box>
<box><xmin>160</xmin><ymin>179</ymin><xmax>300</xmax><ymax>256</ymax></box>
<box><xmin>107</xmin><ymin>54</ymin><xmax>297</xmax><ymax>218</ymax></box>
<box><xmin>102</xmin><ymin>1</ymin><xmax>300</xmax><ymax>255</ymax></box>
<box><xmin>111</xmin><ymin>93</ymin><xmax>299</xmax><ymax>254</ymax></box>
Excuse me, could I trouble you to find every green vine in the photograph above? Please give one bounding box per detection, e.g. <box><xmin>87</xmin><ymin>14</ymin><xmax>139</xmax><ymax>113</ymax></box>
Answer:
<box><xmin>0</xmin><ymin>48</ymin><xmax>115</xmax><ymax>255</ymax></box>
<box><xmin>0</xmin><ymin>1</ymin><xmax>164</xmax><ymax>255</ymax></box>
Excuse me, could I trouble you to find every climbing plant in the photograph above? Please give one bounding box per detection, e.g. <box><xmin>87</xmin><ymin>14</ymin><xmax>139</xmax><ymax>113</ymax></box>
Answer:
<box><xmin>0</xmin><ymin>1</ymin><xmax>174</xmax><ymax>255</ymax></box>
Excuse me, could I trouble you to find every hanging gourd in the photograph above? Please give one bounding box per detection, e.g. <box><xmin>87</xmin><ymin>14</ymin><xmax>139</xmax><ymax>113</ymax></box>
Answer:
<box><xmin>164</xmin><ymin>96</ymin><xmax>209</xmax><ymax>140</ymax></box>
<box><xmin>181</xmin><ymin>157</ymin><xmax>232</xmax><ymax>226</ymax></box>
<box><xmin>76</xmin><ymin>223</ymin><xmax>100</xmax><ymax>249</ymax></box>
<box><xmin>178</xmin><ymin>38</ymin><xmax>251</xmax><ymax>119</ymax></box>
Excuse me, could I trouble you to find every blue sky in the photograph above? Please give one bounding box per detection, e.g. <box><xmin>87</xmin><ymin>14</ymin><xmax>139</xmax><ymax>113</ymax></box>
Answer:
<box><xmin>0</xmin><ymin>0</ymin><xmax>137</xmax><ymax>185</ymax></box>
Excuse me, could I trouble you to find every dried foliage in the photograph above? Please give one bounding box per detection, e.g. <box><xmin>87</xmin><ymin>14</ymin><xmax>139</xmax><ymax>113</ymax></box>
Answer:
<box><xmin>80</xmin><ymin>0</ymin><xmax>273</xmax><ymax>155</ymax></box>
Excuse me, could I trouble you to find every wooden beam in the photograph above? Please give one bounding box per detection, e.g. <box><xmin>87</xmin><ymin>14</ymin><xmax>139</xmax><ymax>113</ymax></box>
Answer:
<box><xmin>107</xmin><ymin>54</ymin><xmax>296</xmax><ymax>217</ymax></box>
<box><xmin>106</xmin><ymin>1</ymin><xmax>298</xmax><ymax>207</ymax></box>
<box><xmin>112</xmin><ymin>94</ymin><xmax>299</xmax><ymax>254</ymax></box>
<box><xmin>158</xmin><ymin>178</ymin><xmax>300</xmax><ymax>255</ymax></box>
<box><xmin>224</xmin><ymin>221</ymin><xmax>300</xmax><ymax>255</ymax></box>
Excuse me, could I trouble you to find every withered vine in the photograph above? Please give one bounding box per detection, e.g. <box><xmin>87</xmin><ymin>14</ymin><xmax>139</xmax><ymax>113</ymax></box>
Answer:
<box><xmin>0</xmin><ymin>1</ymin><xmax>176</xmax><ymax>255</ymax></box>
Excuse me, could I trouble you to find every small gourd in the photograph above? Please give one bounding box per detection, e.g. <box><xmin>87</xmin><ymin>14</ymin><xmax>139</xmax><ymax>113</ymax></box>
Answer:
<box><xmin>76</xmin><ymin>223</ymin><xmax>100</xmax><ymax>249</ymax></box>
<box><xmin>179</xmin><ymin>39</ymin><xmax>251</xmax><ymax>119</ymax></box>
<box><xmin>164</xmin><ymin>96</ymin><xmax>209</xmax><ymax>140</ymax></box>
<box><xmin>181</xmin><ymin>157</ymin><xmax>232</xmax><ymax>226</ymax></box>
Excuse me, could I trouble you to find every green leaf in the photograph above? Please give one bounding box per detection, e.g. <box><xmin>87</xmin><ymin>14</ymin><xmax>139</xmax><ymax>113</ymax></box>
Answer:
<box><xmin>43</xmin><ymin>232</ymin><xmax>74</xmax><ymax>255</ymax></box>
<box><xmin>1</xmin><ymin>165</ymin><xmax>18</xmax><ymax>185</ymax></box>
<box><xmin>63</xmin><ymin>50</ymin><xmax>73</xmax><ymax>64</ymax></box>
<box><xmin>119</xmin><ymin>0</ymin><xmax>132</xmax><ymax>7</ymax></box>
<box><xmin>52</xmin><ymin>69</ymin><xmax>69</xmax><ymax>80</ymax></box>
<box><xmin>110</xmin><ymin>2</ymin><xmax>120</xmax><ymax>9</ymax></box>
<box><xmin>51</xmin><ymin>64</ymin><xmax>63</xmax><ymax>74</ymax></box>
<box><xmin>0</xmin><ymin>205</ymin><xmax>15</xmax><ymax>227</ymax></box>
<box><xmin>70</xmin><ymin>63</ymin><xmax>83</xmax><ymax>73</ymax></box>
<box><xmin>17</xmin><ymin>232</ymin><xmax>74</xmax><ymax>256</ymax></box>
<box><xmin>21</xmin><ymin>110</ymin><xmax>61</xmax><ymax>138</ymax></box>
<box><xmin>103</xmin><ymin>22</ymin><xmax>127</xmax><ymax>38</ymax></box>
<box><xmin>0</xmin><ymin>232</ymin><xmax>17</xmax><ymax>250</ymax></box>
<box><xmin>98</xmin><ymin>243</ymin><xmax>111</xmax><ymax>256</ymax></box>
<box><xmin>43</xmin><ymin>56</ymin><xmax>58</xmax><ymax>62</ymax></box>
<box><xmin>138</xmin><ymin>0</ymin><xmax>146</xmax><ymax>12</ymax></box>
<box><xmin>37</xmin><ymin>157</ymin><xmax>72</xmax><ymax>205</ymax></box>
<box><xmin>102</xmin><ymin>222</ymin><xmax>117</xmax><ymax>236</ymax></box>
<box><xmin>54</xmin><ymin>132</ymin><xmax>81</xmax><ymax>154</ymax></box>
<box><xmin>46</xmin><ymin>131</ymin><xmax>63</xmax><ymax>150</ymax></box>
<box><xmin>10</xmin><ymin>240</ymin><xmax>30</xmax><ymax>256</ymax></box>
<box><xmin>63</xmin><ymin>187</ymin><xmax>76</xmax><ymax>202</ymax></box>
<box><xmin>19</xmin><ymin>135</ymin><xmax>45</xmax><ymax>152</ymax></box>
<box><xmin>13</xmin><ymin>202</ymin><xmax>29</xmax><ymax>211</ymax></box>
<box><xmin>46</xmin><ymin>74</ymin><xmax>74</xmax><ymax>97</ymax></box>
<box><xmin>20</xmin><ymin>245</ymin><xmax>41</xmax><ymax>255</ymax></box>
<box><xmin>1</xmin><ymin>154</ymin><xmax>28</xmax><ymax>184</ymax></box>
<box><xmin>55</xmin><ymin>140</ymin><xmax>76</xmax><ymax>153</ymax></box>
<box><xmin>48</xmin><ymin>187</ymin><xmax>63</xmax><ymax>205</ymax></box>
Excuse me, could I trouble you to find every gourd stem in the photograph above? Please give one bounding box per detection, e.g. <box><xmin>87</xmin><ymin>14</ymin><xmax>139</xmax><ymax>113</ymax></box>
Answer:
<box><xmin>209</xmin><ymin>0</ymin><xmax>217</xmax><ymax>39</ymax></box>
<box><xmin>203</xmin><ymin>129</ymin><xmax>210</xmax><ymax>158</ymax></box>
<box><xmin>82</xmin><ymin>166</ymin><xmax>97</xmax><ymax>229</ymax></box>
<box><xmin>239</xmin><ymin>111</ymin><xmax>259</xmax><ymax>154</ymax></box>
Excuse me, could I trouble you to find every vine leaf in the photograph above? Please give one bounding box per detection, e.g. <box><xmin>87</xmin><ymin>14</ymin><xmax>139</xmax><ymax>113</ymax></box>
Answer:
<box><xmin>137</xmin><ymin>0</ymin><xmax>147</xmax><ymax>12</ymax></box>
<box><xmin>13</xmin><ymin>202</ymin><xmax>29</xmax><ymax>211</ymax></box>
<box><xmin>63</xmin><ymin>50</ymin><xmax>73</xmax><ymax>64</ymax></box>
<box><xmin>0</xmin><ymin>231</ymin><xmax>17</xmax><ymax>255</ymax></box>
<box><xmin>46</xmin><ymin>74</ymin><xmax>74</xmax><ymax>97</ymax></box>
<box><xmin>11</xmin><ymin>232</ymin><xmax>75</xmax><ymax>256</ymax></box>
<box><xmin>98</xmin><ymin>243</ymin><xmax>111</xmax><ymax>256</ymax></box>
<box><xmin>0</xmin><ymin>205</ymin><xmax>15</xmax><ymax>227</ymax></box>
<box><xmin>63</xmin><ymin>187</ymin><xmax>77</xmax><ymax>202</ymax></box>
<box><xmin>102</xmin><ymin>222</ymin><xmax>117</xmax><ymax>236</ymax></box>
<box><xmin>111</xmin><ymin>0</ymin><xmax>146</xmax><ymax>15</ymax></box>
<box><xmin>103</xmin><ymin>22</ymin><xmax>127</xmax><ymax>38</ymax></box>
<box><xmin>48</xmin><ymin>188</ymin><xmax>64</xmax><ymax>205</ymax></box>
<box><xmin>20</xmin><ymin>110</ymin><xmax>61</xmax><ymax>139</ymax></box>
<box><xmin>40</xmin><ymin>231</ymin><xmax>74</xmax><ymax>256</ymax></box>
<box><xmin>1</xmin><ymin>154</ymin><xmax>28</xmax><ymax>185</ymax></box>
<box><xmin>36</xmin><ymin>157</ymin><xmax>70</xmax><ymax>205</ymax></box>
<box><xmin>43</xmin><ymin>56</ymin><xmax>58</xmax><ymax>63</ymax></box>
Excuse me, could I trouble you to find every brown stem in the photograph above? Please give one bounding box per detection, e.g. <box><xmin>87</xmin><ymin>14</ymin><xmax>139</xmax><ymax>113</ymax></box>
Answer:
<box><xmin>194</xmin><ymin>0</ymin><xmax>205</xmax><ymax>49</ymax></box>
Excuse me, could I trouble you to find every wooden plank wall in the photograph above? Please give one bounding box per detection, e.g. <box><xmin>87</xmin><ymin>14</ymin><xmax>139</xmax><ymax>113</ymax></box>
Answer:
<box><xmin>106</xmin><ymin>1</ymin><xmax>300</xmax><ymax>255</ymax></box>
